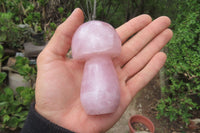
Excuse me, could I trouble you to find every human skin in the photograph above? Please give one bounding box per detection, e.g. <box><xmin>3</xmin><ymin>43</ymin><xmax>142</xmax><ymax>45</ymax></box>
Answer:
<box><xmin>35</xmin><ymin>8</ymin><xmax>172</xmax><ymax>133</ymax></box>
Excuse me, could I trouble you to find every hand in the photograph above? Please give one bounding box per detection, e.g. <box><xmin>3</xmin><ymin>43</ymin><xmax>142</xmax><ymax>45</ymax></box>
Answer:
<box><xmin>35</xmin><ymin>8</ymin><xmax>172</xmax><ymax>133</ymax></box>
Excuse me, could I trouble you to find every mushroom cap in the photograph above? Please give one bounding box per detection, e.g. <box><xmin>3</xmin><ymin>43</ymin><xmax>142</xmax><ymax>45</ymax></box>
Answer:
<box><xmin>72</xmin><ymin>20</ymin><xmax>121</xmax><ymax>60</ymax></box>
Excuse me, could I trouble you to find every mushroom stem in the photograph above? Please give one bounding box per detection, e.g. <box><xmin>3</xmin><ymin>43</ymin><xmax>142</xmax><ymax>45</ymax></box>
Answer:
<box><xmin>81</xmin><ymin>56</ymin><xmax>120</xmax><ymax>115</ymax></box>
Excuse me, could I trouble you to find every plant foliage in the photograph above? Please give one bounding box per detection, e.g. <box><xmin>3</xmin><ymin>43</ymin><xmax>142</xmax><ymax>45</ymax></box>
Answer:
<box><xmin>0</xmin><ymin>86</ymin><xmax>34</xmax><ymax>130</ymax></box>
<box><xmin>0</xmin><ymin>45</ymin><xmax>35</xmax><ymax>131</ymax></box>
<box><xmin>12</xmin><ymin>56</ymin><xmax>36</xmax><ymax>82</ymax></box>
<box><xmin>157</xmin><ymin>0</ymin><xmax>200</xmax><ymax>124</ymax></box>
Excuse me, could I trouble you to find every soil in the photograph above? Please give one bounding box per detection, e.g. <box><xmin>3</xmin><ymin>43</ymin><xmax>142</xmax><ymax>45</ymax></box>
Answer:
<box><xmin>131</xmin><ymin>122</ymin><xmax>150</xmax><ymax>132</ymax></box>
<box><xmin>134</xmin><ymin>74</ymin><xmax>171</xmax><ymax>133</ymax></box>
<box><xmin>135</xmin><ymin>74</ymin><xmax>200</xmax><ymax>133</ymax></box>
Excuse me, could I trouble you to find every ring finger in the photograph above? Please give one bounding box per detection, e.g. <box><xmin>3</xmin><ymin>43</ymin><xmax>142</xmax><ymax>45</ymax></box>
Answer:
<box><xmin>118</xmin><ymin>16</ymin><xmax>171</xmax><ymax>67</ymax></box>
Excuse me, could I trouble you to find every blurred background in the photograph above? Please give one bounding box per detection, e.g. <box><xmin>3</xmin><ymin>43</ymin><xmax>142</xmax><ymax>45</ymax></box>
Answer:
<box><xmin>0</xmin><ymin>0</ymin><xmax>199</xmax><ymax>132</ymax></box>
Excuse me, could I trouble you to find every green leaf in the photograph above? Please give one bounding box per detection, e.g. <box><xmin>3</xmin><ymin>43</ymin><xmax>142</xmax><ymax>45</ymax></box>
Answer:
<box><xmin>0</xmin><ymin>102</ymin><xmax>8</xmax><ymax>107</ymax></box>
<box><xmin>58</xmin><ymin>7</ymin><xmax>64</xmax><ymax>14</ymax></box>
<box><xmin>0</xmin><ymin>33</ymin><xmax>6</xmax><ymax>42</ymax></box>
<box><xmin>0</xmin><ymin>72</ymin><xmax>7</xmax><ymax>84</ymax></box>
<box><xmin>4</xmin><ymin>87</ymin><xmax>14</xmax><ymax>96</ymax></box>
<box><xmin>19</xmin><ymin>122</ymin><xmax>25</xmax><ymax>128</ymax></box>
<box><xmin>7</xmin><ymin>116</ymin><xmax>19</xmax><ymax>129</ymax></box>
<box><xmin>3</xmin><ymin>115</ymin><xmax>10</xmax><ymax>122</ymax></box>
<box><xmin>16</xmin><ymin>107</ymin><xmax>22</xmax><ymax>113</ymax></box>
<box><xmin>16</xmin><ymin>86</ymin><xmax>25</xmax><ymax>94</ymax></box>
<box><xmin>0</xmin><ymin>44</ymin><xmax>4</xmax><ymax>58</ymax></box>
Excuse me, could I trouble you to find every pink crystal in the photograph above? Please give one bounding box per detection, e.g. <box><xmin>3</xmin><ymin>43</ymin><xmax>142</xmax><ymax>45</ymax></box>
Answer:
<box><xmin>72</xmin><ymin>20</ymin><xmax>121</xmax><ymax>115</ymax></box>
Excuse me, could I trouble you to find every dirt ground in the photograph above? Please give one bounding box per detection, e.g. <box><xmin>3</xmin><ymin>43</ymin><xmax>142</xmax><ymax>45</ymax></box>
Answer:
<box><xmin>107</xmin><ymin>74</ymin><xmax>200</xmax><ymax>133</ymax></box>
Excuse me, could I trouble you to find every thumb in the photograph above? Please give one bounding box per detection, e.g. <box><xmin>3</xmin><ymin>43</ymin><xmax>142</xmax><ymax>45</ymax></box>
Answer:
<box><xmin>44</xmin><ymin>8</ymin><xmax>84</xmax><ymax>57</ymax></box>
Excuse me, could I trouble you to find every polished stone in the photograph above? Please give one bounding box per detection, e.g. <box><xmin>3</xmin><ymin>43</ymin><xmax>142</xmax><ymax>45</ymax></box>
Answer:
<box><xmin>72</xmin><ymin>20</ymin><xmax>121</xmax><ymax>115</ymax></box>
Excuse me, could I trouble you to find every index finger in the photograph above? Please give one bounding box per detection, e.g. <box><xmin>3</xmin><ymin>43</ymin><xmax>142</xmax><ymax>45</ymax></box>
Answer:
<box><xmin>116</xmin><ymin>14</ymin><xmax>152</xmax><ymax>43</ymax></box>
<box><xmin>44</xmin><ymin>8</ymin><xmax>84</xmax><ymax>57</ymax></box>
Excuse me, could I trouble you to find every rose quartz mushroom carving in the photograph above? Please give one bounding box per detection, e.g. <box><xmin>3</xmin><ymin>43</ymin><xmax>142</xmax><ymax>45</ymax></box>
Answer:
<box><xmin>72</xmin><ymin>20</ymin><xmax>121</xmax><ymax>115</ymax></box>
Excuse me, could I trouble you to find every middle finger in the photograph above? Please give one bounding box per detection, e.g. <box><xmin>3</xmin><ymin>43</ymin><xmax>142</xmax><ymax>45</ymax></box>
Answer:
<box><xmin>118</xmin><ymin>16</ymin><xmax>171</xmax><ymax>67</ymax></box>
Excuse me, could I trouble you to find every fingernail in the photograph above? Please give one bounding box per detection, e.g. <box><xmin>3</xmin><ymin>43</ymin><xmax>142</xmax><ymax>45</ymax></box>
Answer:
<box><xmin>71</xmin><ymin>8</ymin><xmax>79</xmax><ymax>15</ymax></box>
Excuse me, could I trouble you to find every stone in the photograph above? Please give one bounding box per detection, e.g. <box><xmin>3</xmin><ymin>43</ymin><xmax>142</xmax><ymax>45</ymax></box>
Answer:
<box><xmin>24</xmin><ymin>42</ymin><xmax>45</xmax><ymax>58</ymax></box>
<box><xmin>7</xmin><ymin>57</ymin><xmax>16</xmax><ymax>67</ymax></box>
<box><xmin>9</xmin><ymin>72</ymin><xmax>31</xmax><ymax>93</ymax></box>
<box><xmin>72</xmin><ymin>20</ymin><xmax>121</xmax><ymax>60</ymax></box>
<box><xmin>81</xmin><ymin>56</ymin><xmax>120</xmax><ymax>115</ymax></box>
<box><xmin>188</xmin><ymin>118</ymin><xmax>200</xmax><ymax>130</ymax></box>
<box><xmin>72</xmin><ymin>20</ymin><xmax>121</xmax><ymax>115</ymax></box>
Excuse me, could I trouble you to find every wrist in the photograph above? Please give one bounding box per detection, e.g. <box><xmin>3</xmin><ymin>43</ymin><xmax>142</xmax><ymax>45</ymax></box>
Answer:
<box><xmin>22</xmin><ymin>103</ymin><xmax>75</xmax><ymax>133</ymax></box>
<box><xmin>35</xmin><ymin>103</ymin><xmax>67</xmax><ymax>130</ymax></box>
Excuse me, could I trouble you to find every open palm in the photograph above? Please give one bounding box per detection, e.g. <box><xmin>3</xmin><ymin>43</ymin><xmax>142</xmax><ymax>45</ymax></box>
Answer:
<box><xmin>35</xmin><ymin>8</ymin><xmax>172</xmax><ymax>133</ymax></box>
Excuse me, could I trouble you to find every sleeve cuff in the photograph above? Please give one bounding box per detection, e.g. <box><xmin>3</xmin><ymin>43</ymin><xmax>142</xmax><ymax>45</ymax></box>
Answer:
<box><xmin>21</xmin><ymin>103</ymin><xmax>75</xmax><ymax>133</ymax></box>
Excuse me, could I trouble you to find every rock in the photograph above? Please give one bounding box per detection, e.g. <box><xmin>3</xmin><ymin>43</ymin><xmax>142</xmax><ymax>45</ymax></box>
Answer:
<box><xmin>9</xmin><ymin>72</ymin><xmax>31</xmax><ymax>93</ymax></box>
<box><xmin>7</xmin><ymin>57</ymin><xmax>16</xmax><ymax>67</ymax></box>
<box><xmin>188</xmin><ymin>118</ymin><xmax>200</xmax><ymax>130</ymax></box>
<box><xmin>72</xmin><ymin>21</ymin><xmax>121</xmax><ymax>115</ymax></box>
<box><xmin>24</xmin><ymin>42</ymin><xmax>46</xmax><ymax>58</ymax></box>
